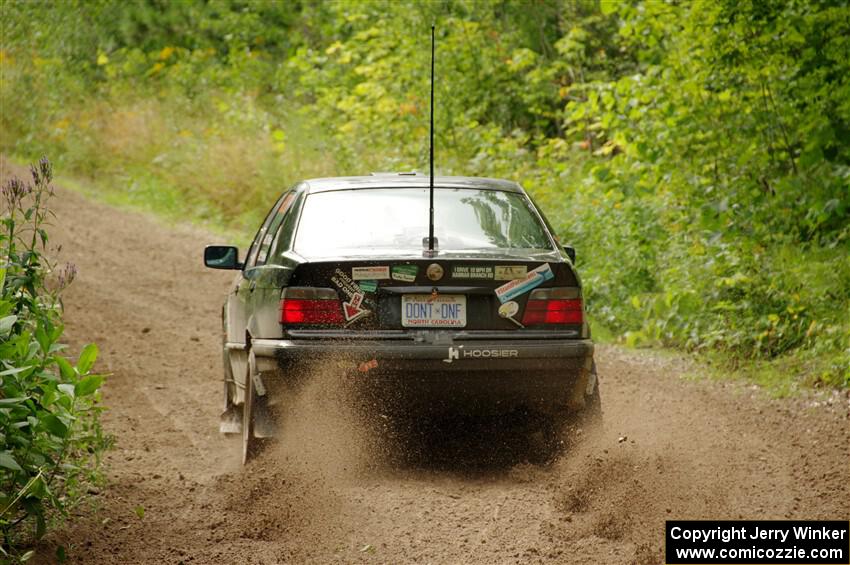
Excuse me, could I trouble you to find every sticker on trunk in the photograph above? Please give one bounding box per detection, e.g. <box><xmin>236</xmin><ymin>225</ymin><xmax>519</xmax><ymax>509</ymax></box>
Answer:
<box><xmin>498</xmin><ymin>301</ymin><xmax>519</xmax><ymax>318</ymax></box>
<box><xmin>451</xmin><ymin>265</ymin><xmax>494</xmax><ymax>279</ymax></box>
<box><xmin>495</xmin><ymin>265</ymin><xmax>527</xmax><ymax>280</ymax></box>
<box><xmin>494</xmin><ymin>264</ymin><xmax>554</xmax><ymax>303</ymax></box>
<box><xmin>391</xmin><ymin>264</ymin><xmax>418</xmax><ymax>282</ymax></box>
<box><xmin>331</xmin><ymin>268</ymin><xmax>362</xmax><ymax>299</ymax></box>
<box><xmin>498</xmin><ymin>300</ymin><xmax>524</xmax><ymax>328</ymax></box>
<box><xmin>426</xmin><ymin>263</ymin><xmax>444</xmax><ymax>281</ymax></box>
<box><xmin>342</xmin><ymin>292</ymin><xmax>369</xmax><ymax>323</ymax></box>
<box><xmin>358</xmin><ymin>280</ymin><xmax>378</xmax><ymax>293</ymax></box>
<box><xmin>352</xmin><ymin>266</ymin><xmax>390</xmax><ymax>280</ymax></box>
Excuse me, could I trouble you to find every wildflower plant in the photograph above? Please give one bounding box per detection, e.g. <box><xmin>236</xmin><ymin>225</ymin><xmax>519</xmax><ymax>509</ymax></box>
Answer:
<box><xmin>0</xmin><ymin>158</ymin><xmax>109</xmax><ymax>560</ymax></box>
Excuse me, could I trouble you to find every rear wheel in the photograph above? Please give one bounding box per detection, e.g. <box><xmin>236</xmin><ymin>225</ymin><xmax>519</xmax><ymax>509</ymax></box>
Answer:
<box><xmin>530</xmin><ymin>415</ymin><xmax>567</xmax><ymax>465</ymax></box>
<box><xmin>242</xmin><ymin>350</ymin><xmax>261</xmax><ymax>464</ymax></box>
<box><xmin>534</xmin><ymin>361</ymin><xmax>603</xmax><ymax>463</ymax></box>
<box><xmin>563</xmin><ymin>361</ymin><xmax>603</xmax><ymax>445</ymax></box>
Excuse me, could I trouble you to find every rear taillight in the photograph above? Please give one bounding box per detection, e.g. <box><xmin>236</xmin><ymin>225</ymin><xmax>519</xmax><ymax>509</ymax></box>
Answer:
<box><xmin>280</xmin><ymin>287</ymin><xmax>344</xmax><ymax>325</ymax></box>
<box><xmin>521</xmin><ymin>288</ymin><xmax>583</xmax><ymax>325</ymax></box>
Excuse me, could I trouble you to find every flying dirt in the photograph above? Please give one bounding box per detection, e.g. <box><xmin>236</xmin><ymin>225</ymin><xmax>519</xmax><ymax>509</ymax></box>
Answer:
<box><xmin>18</xmin><ymin>166</ymin><xmax>848</xmax><ymax>564</ymax></box>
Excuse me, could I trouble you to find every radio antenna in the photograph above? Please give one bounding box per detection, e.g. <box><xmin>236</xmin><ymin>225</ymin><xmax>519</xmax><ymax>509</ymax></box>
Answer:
<box><xmin>427</xmin><ymin>24</ymin><xmax>436</xmax><ymax>255</ymax></box>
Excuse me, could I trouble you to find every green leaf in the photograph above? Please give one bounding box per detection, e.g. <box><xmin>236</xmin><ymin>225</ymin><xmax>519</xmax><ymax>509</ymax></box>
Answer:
<box><xmin>0</xmin><ymin>314</ymin><xmax>17</xmax><ymax>337</ymax></box>
<box><xmin>0</xmin><ymin>366</ymin><xmax>32</xmax><ymax>376</ymax></box>
<box><xmin>0</xmin><ymin>450</ymin><xmax>23</xmax><ymax>471</ymax></box>
<box><xmin>77</xmin><ymin>343</ymin><xmax>98</xmax><ymax>374</ymax></box>
<box><xmin>41</xmin><ymin>386</ymin><xmax>57</xmax><ymax>408</ymax></box>
<box><xmin>55</xmin><ymin>356</ymin><xmax>76</xmax><ymax>380</ymax></box>
<box><xmin>600</xmin><ymin>1</ymin><xmax>618</xmax><ymax>16</ymax></box>
<box><xmin>0</xmin><ymin>397</ymin><xmax>27</xmax><ymax>405</ymax></box>
<box><xmin>43</xmin><ymin>414</ymin><xmax>69</xmax><ymax>438</ymax></box>
<box><xmin>35</xmin><ymin>324</ymin><xmax>50</xmax><ymax>354</ymax></box>
<box><xmin>75</xmin><ymin>374</ymin><xmax>103</xmax><ymax>397</ymax></box>
<box><xmin>58</xmin><ymin>383</ymin><xmax>75</xmax><ymax>398</ymax></box>
<box><xmin>134</xmin><ymin>505</ymin><xmax>145</xmax><ymax>519</ymax></box>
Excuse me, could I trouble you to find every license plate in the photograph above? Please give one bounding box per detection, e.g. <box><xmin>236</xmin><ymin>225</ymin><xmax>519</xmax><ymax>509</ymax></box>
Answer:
<box><xmin>401</xmin><ymin>294</ymin><xmax>467</xmax><ymax>328</ymax></box>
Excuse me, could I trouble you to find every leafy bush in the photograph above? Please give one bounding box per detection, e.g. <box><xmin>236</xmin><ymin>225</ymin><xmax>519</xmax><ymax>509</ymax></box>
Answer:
<box><xmin>1</xmin><ymin>159</ymin><xmax>109</xmax><ymax>560</ymax></box>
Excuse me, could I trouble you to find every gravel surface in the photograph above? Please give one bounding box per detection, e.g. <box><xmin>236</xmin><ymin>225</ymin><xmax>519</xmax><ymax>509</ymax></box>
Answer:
<box><xmin>6</xmin><ymin>163</ymin><xmax>845</xmax><ymax>564</ymax></box>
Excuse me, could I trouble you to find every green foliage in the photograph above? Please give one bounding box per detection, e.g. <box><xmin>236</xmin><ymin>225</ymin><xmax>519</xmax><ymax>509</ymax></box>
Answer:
<box><xmin>552</xmin><ymin>0</ymin><xmax>850</xmax><ymax>386</ymax></box>
<box><xmin>1</xmin><ymin>0</ymin><xmax>848</xmax><ymax>387</ymax></box>
<box><xmin>0</xmin><ymin>159</ymin><xmax>110</xmax><ymax>559</ymax></box>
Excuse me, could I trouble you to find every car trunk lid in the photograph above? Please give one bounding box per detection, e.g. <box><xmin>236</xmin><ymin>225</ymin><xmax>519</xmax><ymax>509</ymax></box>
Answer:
<box><xmin>283</xmin><ymin>256</ymin><xmax>581</xmax><ymax>333</ymax></box>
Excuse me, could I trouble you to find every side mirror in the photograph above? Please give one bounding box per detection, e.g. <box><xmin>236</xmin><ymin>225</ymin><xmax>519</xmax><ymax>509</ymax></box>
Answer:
<box><xmin>204</xmin><ymin>245</ymin><xmax>242</xmax><ymax>270</ymax></box>
<box><xmin>563</xmin><ymin>245</ymin><xmax>576</xmax><ymax>264</ymax></box>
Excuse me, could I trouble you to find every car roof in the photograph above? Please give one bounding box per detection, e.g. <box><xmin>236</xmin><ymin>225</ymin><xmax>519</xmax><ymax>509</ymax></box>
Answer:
<box><xmin>301</xmin><ymin>173</ymin><xmax>524</xmax><ymax>194</ymax></box>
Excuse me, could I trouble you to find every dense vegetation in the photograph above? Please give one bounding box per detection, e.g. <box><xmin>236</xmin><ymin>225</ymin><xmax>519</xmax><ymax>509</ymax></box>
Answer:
<box><xmin>1</xmin><ymin>159</ymin><xmax>109</xmax><ymax>560</ymax></box>
<box><xmin>2</xmin><ymin>0</ymin><xmax>848</xmax><ymax>388</ymax></box>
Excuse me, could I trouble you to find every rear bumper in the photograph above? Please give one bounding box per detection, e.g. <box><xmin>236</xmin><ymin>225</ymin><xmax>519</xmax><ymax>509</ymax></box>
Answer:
<box><xmin>248</xmin><ymin>337</ymin><xmax>595</xmax><ymax>414</ymax></box>
<box><xmin>251</xmin><ymin>337</ymin><xmax>593</xmax><ymax>370</ymax></box>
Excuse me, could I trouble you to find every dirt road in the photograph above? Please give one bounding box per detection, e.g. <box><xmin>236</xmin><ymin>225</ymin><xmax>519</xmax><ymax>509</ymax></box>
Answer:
<box><xmin>14</xmin><ymin>167</ymin><xmax>848</xmax><ymax>564</ymax></box>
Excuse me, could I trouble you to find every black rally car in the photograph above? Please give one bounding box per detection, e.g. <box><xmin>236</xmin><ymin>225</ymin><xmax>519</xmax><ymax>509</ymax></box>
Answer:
<box><xmin>204</xmin><ymin>173</ymin><xmax>600</xmax><ymax>463</ymax></box>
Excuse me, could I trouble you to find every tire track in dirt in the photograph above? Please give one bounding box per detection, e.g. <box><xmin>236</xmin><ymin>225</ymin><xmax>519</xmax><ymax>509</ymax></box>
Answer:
<box><xmin>2</xmin><ymin>162</ymin><xmax>846</xmax><ymax>564</ymax></box>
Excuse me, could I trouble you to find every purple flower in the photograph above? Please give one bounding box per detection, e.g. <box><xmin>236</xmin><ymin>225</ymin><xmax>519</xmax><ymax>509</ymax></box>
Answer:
<box><xmin>57</xmin><ymin>262</ymin><xmax>78</xmax><ymax>289</ymax></box>
<box><xmin>29</xmin><ymin>156</ymin><xmax>53</xmax><ymax>186</ymax></box>
<box><xmin>2</xmin><ymin>176</ymin><xmax>32</xmax><ymax>209</ymax></box>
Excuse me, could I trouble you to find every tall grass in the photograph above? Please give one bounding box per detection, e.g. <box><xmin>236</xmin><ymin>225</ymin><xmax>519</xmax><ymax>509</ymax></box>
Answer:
<box><xmin>0</xmin><ymin>53</ymin><xmax>346</xmax><ymax>234</ymax></box>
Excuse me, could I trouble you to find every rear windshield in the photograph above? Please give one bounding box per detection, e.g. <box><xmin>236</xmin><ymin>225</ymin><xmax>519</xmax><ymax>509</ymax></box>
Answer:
<box><xmin>293</xmin><ymin>188</ymin><xmax>553</xmax><ymax>257</ymax></box>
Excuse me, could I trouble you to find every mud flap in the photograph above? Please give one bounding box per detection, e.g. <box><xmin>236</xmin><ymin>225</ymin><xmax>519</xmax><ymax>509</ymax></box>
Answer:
<box><xmin>219</xmin><ymin>405</ymin><xmax>242</xmax><ymax>435</ymax></box>
<box><xmin>585</xmin><ymin>366</ymin><xmax>597</xmax><ymax>396</ymax></box>
<box><xmin>567</xmin><ymin>356</ymin><xmax>595</xmax><ymax>411</ymax></box>
<box><xmin>221</xmin><ymin>371</ymin><xmax>273</xmax><ymax>436</ymax></box>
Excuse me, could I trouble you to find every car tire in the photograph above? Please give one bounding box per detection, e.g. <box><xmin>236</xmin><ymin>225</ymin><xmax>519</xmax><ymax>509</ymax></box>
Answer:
<box><xmin>533</xmin><ymin>361</ymin><xmax>603</xmax><ymax>464</ymax></box>
<box><xmin>222</xmin><ymin>345</ymin><xmax>234</xmax><ymax>412</ymax></box>
<box><xmin>219</xmin><ymin>346</ymin><xmax>242</xmax><ymax>435</ymax></box>
<box><xmin>562</xmin><ymin>361</ymin><xmax>603</xmax><ymax>445</ymax></box>
<box><xmin>242</xmin><ymin>349</ymin><xmax>261</xmax><ymax>465</ymax></box>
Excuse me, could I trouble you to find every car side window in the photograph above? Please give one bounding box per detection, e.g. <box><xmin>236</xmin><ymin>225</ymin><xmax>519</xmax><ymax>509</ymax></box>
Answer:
<box><xmin>244</xmin><ymin>192</ymin><xmax>288</xmax><ymax>269</ymax></box>
<box><xmin>268</xmin><ymin>190</ymin><xmax>305</xmax><ymax>259</ymax></box>
<box><xmin>250</xmin><ymin>191</ymin><xmax>298</xmax><ymax>267</ymax></box>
